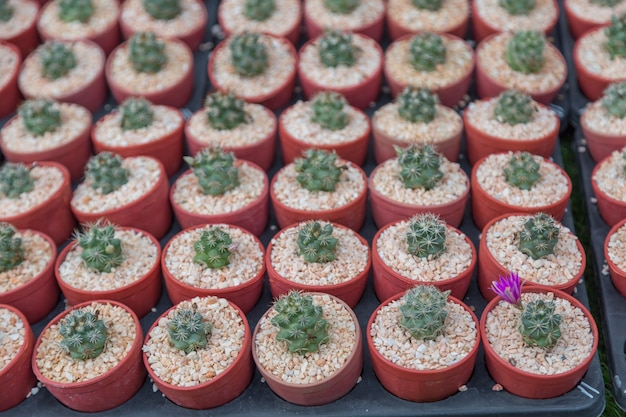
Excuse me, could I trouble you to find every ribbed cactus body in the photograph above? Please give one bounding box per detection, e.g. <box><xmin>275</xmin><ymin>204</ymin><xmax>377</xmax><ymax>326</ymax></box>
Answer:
<box><xmin>129</xmin><ymin>32</ymin><xmax>167</xmax><ymax>74</ymax></box>
<box><xmin>295</xmin><ymin>149</ymin><xmax>345</xmax><ymax>192</ymax></box>
<box><xmin>78</xmin><ymin>223</ymin><xmax>123</xmax><ymax>273</ymax></box>
<box><xmin>244</xmin><ymin>0</ymin><xmax>275</xmax><ymax>21</ymax></box>
<box><xmin>310</xmin><ymin>91</ymin><xmax>350</xmax><ymax>131</ymax></box>
<box><xmin>297</xmin><ymin>221</ymin><xmax>338</xmax><ymax>263</ymax></box>
<box><xmin>58</xmin><ymin>0</ymin><xmax>94</xmax><ymax>23</ymax></box>
<box><xmin>143</xmin><ymin>0</ymin><xmax>182</xmax><ymax>20</ymax></box>
<box><xmin>229</xmin><ymin>32</ymin><xmax>269</xmax><ymax>77</ymax></box>
<box><xmin>0</xmin><ymin>163</ymin><xmax>35</xmax><ymax>199</ymax></box>
<box><xmin>602</xmin><ymin>82</ymin><xmax>626</xmax><ymax>119</ymax></box>
<box><xmin>0</xmin><ymin>223</ymin><xmax>23</xmax><ymax>273</ymax></box>
<box><xmin>184</xmin><ymin>148</ymin><xmax>240</xmax><ymax>196</ymax></box>
<box><xmin>493</xmin><ymin>90</ymin><xmax>536</xmax><ymax>125</ymax></box>
<box><xmin>409</xmin><ymin>33</ymin><xmax>446</xmax><ymax>72</ymax></box>
<box><xmin>503</xmin><ymin>152</ymin><xmax>541</xmax><ymax>190</ymax></box>
<box><xmin>498</xmin><ymin>0</ymin><xmax>534</xmax><ymax>15</ymax></box>
<box><xmin>519</xmin><ymin>299</ymin><xmax>562</xmax><ymax>348</ymax></box>
<box><xmin>120</xmin><ymin>98</ymin><xmax>154</xmax><ymax>131</ymax></box>
<box><xmin>19</xmin><ymin>99</ymin><xmax>62</xmax><ymax>137</ymax></box>
<box><xmin>193</xmin><ymin>227</ymin><xmax>232</xmax><ymax>269</ymax></box>
<box><xmin>40</xmin><ymin>41</ymin><xmax>77</xmax><ymax>80</ymax></box>
<box><xmin>406</xmin><ymin>213</ymin><xmax>447</xmax><ymax>259</ymax></box>
<box><xmin>397</xmin><ymin>87</ymin><xmax>438</xmax><ymax>124</ymax></box>
<box><xmin>505</xmin><ymin>31</ymin><xmax>545</xmax><ymax>74</ymax></box>
<box><xmin>411</xmin><ymin>0</ymin><xmax>442</xmax><ymax>11</ymax></box>
<box><xmin>86</xmin><ymin>152</ymin><xmax>130</xmax><ymax>195</ymax></box>
<box><xmin>0</xmin><ymin>0</ymin><xmax>14</xmax><ymax>21</ymax></box>
<box><xmin>168</xmin><ymin>304</ymin><xmax>211</xmax><ymax>353</ymax></box>
<box><xmin>518</xmin><ymin>213</ymin><xmax>560</xmax><ymax>260</ymax></box>
<box><xmin>605</xmin><ymin>14</ymin><xmax>626</xmax><ymax>59</ymax></box>
<box><xmin>205</xmin><ymin>91</ymin><xmax>250</xmax><ymax>130</ymax></box>
<box><xmin>59</xmin><ymin>309</ymin><xmax>108</xmax><ymax>360</ymax></box>
<box><xmin>399</xmin><ymin>285</ymin><xmax>450</xmax><ymax>341</ymax></box>
<box><xmin>324</xmin><ymin>0</ymin><xmax>359</xmax><ymax>14</ymax></box>
<box><xmin>318</xmin><ymin>30</ymin><xmax>357</xmax><ymax>68</ymax></box>
<box><xmin>396</xmin><ymin>144</ymin><xmax>444</xmax><ymax>190</ymax></box>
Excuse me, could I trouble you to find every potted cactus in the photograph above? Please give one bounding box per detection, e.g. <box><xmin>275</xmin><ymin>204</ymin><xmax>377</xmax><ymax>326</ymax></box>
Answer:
<box><xmin>162</xmin><ymin>223</ymin><xmax>266</xmax><ymax>313</ymax></box>
<box><xmin>0</xmin><ymin>0</ymin><xmax>39</xmax><ymax>57</ymax></box>
<box><xmin>36</xmin><ymin>0</ymin><xmax>121</xmax><ymax>55</ymax></box>
<box><xmin>384</xmin><ymin>32</ymin><xmax>475</xmax><ymax>108</ymax></box>
<box><xmin>564</xmin><ymin>0</ymin><xmax>626</xmax><ymax>40</ymax></box>
<box><xmin>302</xmin><ymin>0</ymin><xmax>385</xmax><ymax>42</ymax></box>
<box><xmin>270</xmin><ymin>148</ymin><xmax>368</xmax><ymax>231</ymax></box>
<box><xmin>0</xmin><ymin>41</ymin><xmax>21</xmax><ymax>119</ymax></box>
<box><xmin>54</xmin><ymin>221</ymin><xmax>162</xmax><ymax>318</ymax></box>
<box><xmin>591</xmin><ymin>147</ymin><xmax>626</xmax><ymax>226</ymax></box>
<box><xmin>91</xmin><ymin>97</ymin><xmax>185</xmax><ymax>177</ymax></box>
<box><xmin>464</xmin><ymin>90</ymin><xmax>560</xmax><ymax>165</ymax></box>
<box><xmin>251</xmin><ymin>291</ymin><xmax>363</xmax><ymax>405</ymax></box>
<box><xmin>581</xmin><ymin>82</ymin><xmax>626</xmax><ymax>162</ymax></box>
<box><xmin>297</xmin><ymin>29</ymin><xmax>383</xmax><ymax>110</ymax></box>
<box><xmin>1</xmin><ymin>98</ymin><xmax>93</xmax><ymax>181</ymax></box>
<box><xmin>604</xmin><ymin>217</ymin><xmax>626</xmax><ymax>298</ymax></box>
<box><xmin>169</xmin><ymin>147</ymin><xmax>269</xmax><ymax>236</ymax></box>
<box><xmin>475</xmin><ymin>30</ymin><xmax>567</xmax><ymax>104</ymax></box>
<box><xmin>386</xmin><ymin>0</ymin><xmax>470</xmax><ymax>40</ymax></box>
<box><xmin>477</xmin><ymin>213</ymin><xmax>586</xmax><ymax>300</ymax></box>
<box><xmin>266</xmin><ymin>220</ymin><xmax>371</xmax><ymax>308</ymax></box>
<box><xmin>278</xmin><ymin>91</ymin><xmax>371</xmax><ymax>165</ymax></box>
<box><xmin>119</xmin><ymin>0</ymin><xmax>208</xmax><ymax>50</ymax></box>
<box><xmin>32</xmin><ymin>300</ymin><xmax>145</xmax><ymax>412</ymax></box>
<box><xmin>369</xmin><ymin>144</ymin><xmax>470</xmax><ymax>228</ymax></box>
<box><xmin>481</xmin><ymin>273</ymin><xmax>598</xmax><ymax>399</ymax></box>
<box><xmin>367</xmin><ymin>285</ymin><xmax>480</xmax><ymax>402</ymax></box>
<box><xmin>184</xmin><ymin>90</ymin><xmax>277</xmax><ymax>171</ymax></box>
<box><xmin>471</xmin><ymin>151</ymin><xmax>572</xmax><ymax>229</ymax></box>
<box><xmin>70</xmin><ymin>151</ymin><xmax>172</xmax><ymax>239</ymax></box>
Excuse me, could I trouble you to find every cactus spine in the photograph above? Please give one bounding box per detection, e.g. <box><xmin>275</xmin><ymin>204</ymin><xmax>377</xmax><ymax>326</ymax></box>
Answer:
<box><xmin>310</xmin><ymin>91</ymin><xmax>350</xmax><ymax>131</ymax></box>
<box><xmin>271</xmin><ymin>291</ymin><xmax>330</xmax><ymax>355</ymax></box>
<box><xmin>120</xmin><ymin>98</ymin><xmax>154</xmax><ymax>131</ymax></box>
<box><xmin>77</xmin><ymin>223</ymin><xmax>123</xmax><ymax>273</ymax></box>
<box><xmin>397</xmin><ymin>86</ymin><xmax>438</xmax><ymax>124</ymax></box>
<box><xmin>295</xmin><ymin>149</ymin><xmax>345</xmax><ymax>192</ymax></box>
<box><xmin>602</xmin><ymin>82</ymin><xmax>626</xmax><ymax>119</ymax></box>
<box><xmin>40</xmin><ymin>41</ymin><xmax>77</xmax><ymax>80</ymax></box>
<box><xmin>503</xmin><ymin>152</ymin><xmax>541</xmax><ymax>190</ymax></box>
<box><xmin>318</xmin><ymin>30</ymin><xmax>358</xmax><ymax>68</ymax></box>
<box><xmin>168</xmin><ymin>303</ymin><xmax>212</xmax><ymax>353</ymax></box>
<box><xmin>184</xmin><ymin>148</ymin><xmax>240</xmax><ymax>196</ymax></box>
<box><xmin>505</xmin><ymin>31</ymin><xmax>545</xmax><ymax>74</ymax></box>
<box><xmin>519</xmin><ymin>299</ymin><xmax>562</xmax><ymax>348</ymax></box>
<box><xmin>498</xmin><ymin>0</ymin><xmax>534</xmax><ymax>15</ymax></box>
<box><xmin>297</xmin><ymin>221</ymin><xmax>338</xmax><ymax>263</ymax></box>
<box><xmin>0</xmin><ymin>223</ymin><xmax>23</xmax><ymax>273</ymax></box>
<box><xmin>323</xmin><ymin>0</ymin><xmax>359</xmax><ymax>14</ymax></box>
<box><xmin>59</xmin><ymin>309</ymin><xmax>108</xmax><ymax>360</ymax></box>
<box><xmin>518</xmin><ymin>213</ymin><xmax>560</xmax><ymax>260</ymax></box>
<box><xmin>493</xmin><ymin>90</ymin><xmax>536</xmax><ymax>125</ymax></box>
<box><xmin>193</xmin><ymin>227</ymin><xmax>232</xmax><ymax>269</ymax></box>
<box><xmin>396</xmin><ymin>144</ymin><xmax>444</xmax><ymax>190</ymax></box>
<box><xmin>19</xmin><ymin>99</ymin><xmax>62</xmax><ymax>136</ymax></box>
<box><xmin>143</xmin><ymin>0</ymin><xmax>182</xmax><ymax>20</ymax></box>
<box><xmin>0</xmin><ymin>163</ymin><xmax>35</xmax><ymax>199</ymax></box>
<box><xmin>605</xmin><ymin>14</ymin><xmax>626</xmax><ymax>59</ymax></box>
<box><xmin>205</xmin><ymin>91</ymin><xmax>250</xmax><ymax>130</ymax></box>
<box><xmin>58</xmin><ymin>0</ymin><xmax>94</xmax><ymax>23</ymax></box>
<box><xmin>406</xmin><ymin>213</ymin><xmax>447</xmax><ymax>259</ymax></box>
<box><xmin>409</xmin><ymin>32</ymin><xmax>446</xmax><ymax>72</ymax></box>
<box><xmin>399</xmin><ymin>285</ymin><xmax>450</xmax><ymax>341</ymax></box>
<box><xmin>129</xmin><ymin>32</ymin><xmax>167</xmax><ymax>74</ymax></box>
<box><xmin>85</xmin><ymin>152</ymin><xmax>130</xmax><ymax>195</ymax></box>
<box><xmin>0</xmin><ymin>0</ymin><xmax>14</xmax><ymax>22</ymax></box>
<box><xmin>411</xmin><ymin>0</ymin><xmax>442</xmax><ymax>11</ymax></box>
<box><xmin>244</xmin><ymin>0</ymin><xmax>275</xmax><ymax>21</ymax></box>
<box><xmin>229</xmin><ymin>32</ymin><xmax>269</xmax><ymax>77</ymax></box>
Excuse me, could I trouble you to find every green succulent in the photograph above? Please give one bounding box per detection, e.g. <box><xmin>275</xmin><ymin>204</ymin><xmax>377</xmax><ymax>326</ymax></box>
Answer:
<box><xmin>605</xmin><ymin>14</ymin><xmax>626</xmax><ymax>59</ymax></box>
<box><xmin>396</xmin><ymin>144</ymin><xmax>444</xmax><ymax>190</ymax></box>
<box><xmin>19</xmin><ymin>99</ymin><xmax>62</xmax><ymax>137</ymax></box>
<box><xmin>244</xmin><ymin>0</ymin><xmax>275</xmax><ymax>21</ymax></box>
<box><xmin>0</xmin><ymin>223</ymin><xmax>23</xmax><ymax>273</ymax></box>
<box><xmin>400</xmin><ymin>285</ymin><xmax>450</xmax><ymax>341</ymax></box>
<box><xmin>0</xmin><ymin>163</ymin><xmax>35</xmax><ymax>199</ymax></box>
<box><xmin>193</xmin><ymin>227</ymin><xmax>232</xmax><ymax>269</ymax></box>
<box><xmin>602</xmin><ymin>82</ymin><xmax>626</xmax><ymax>119</ymax></box>
<box><xmin>310</xmin><ymin>91</ymin><xmax>350</xmax><ymax>131</ymax></box>
<box><xmin>318</xmin><ymin>30</ymin><xmax>358</xmax><ymax>68</ymax></box>
<box><xmin>143</xmin><ymin>0</ymin><xmax>181</xmax><ymax>20</ymax></box>
<box><xmin>411</xmin><ymin>0</ymin><xmax>442</xmax><ymax>11</ymax></box>
<box><xmin>129</xmin><ymin>32</ymin><xmax>167</xmax><ymax>74</ymax></box>
<box><xmin>405</xmin><ymin>213</ymin><xmax>447</xmax><ymax>259</ymax></box>
<box><xmin>297</xmin><ymin>221</ymin><xmax>338</xmax><ymax>263</ymax></box>
<box><xmin>397</xmin><ymin>87</ymin><xmax>438</xmax><ymax>124</ymax></box>
<box><xmin>323</xmin><ymin>0</ymin><xmax>359</xmax><ymax>14</ymax></box>
<box><xmin>295</xmin><ymin>149</ymin><xmax>345</xmax><ymax>192</ymax></box>
<box><xmin>519</xmin><ymin>299</ymin><xmax>562</xmax><ymax>349</ymax></box>
<box><xmin>120</xmin><ymin>98</ymin><xmax>154</xmax><ymax>131</ymax></box>
<box><xmin>504</xmin><ymin>152</ymin><xmax>541</xmax><ymax>190</ymax></box>
<box><xmin>518</xmin><ymin>213</ymin><xmax>560</xmax><ymax>260</ymax></box>
<box><xmin>505</xmin><ymin>31</ymin><xmax>546</xmax><ymax>74</ymax></box>
<box><xmin>205</xmin><ymin>91</ymin><xmax>250</xmax><ymax>130</ymax></box>
<box><xmin>168</xmin><ymin>303</ymin><xmax>212</xmax><ymax>353</ymax></box>
<box><xmin>498</xmin><ymin>0</ymin><xmax>534</xmax><ymax>15</ymax></box>
<box><xmin>0</xmin><ymin>0</ymin><xmax>14</xmax><ymax>22</ymax></box>
<box><xmin>183</xmin><ymin>148</ymin><xmax>240</xmax><ymax>196</ymax></box>
<box><xmin>408</xmin><ymin>32</ymin><xmax>446</xmax><ymax>72</ymax></box>
<box><xmin>493</xmin><ymin>90</ymin><xmax>537</xmax><ymax>125</ymax></box>
<box><xmin>85</xmin><ymin>152</ymin><xmax>130</xmax><ymax>195</ymax></box>
<box><xmin>39</xmin><ymin>41</ymin><xmax>77</xmax><ymax>80</ymax></box>
<box><xmin>59</xmin><ymin>309</ymin><xmax>108</xmax><ymax>360</ymax></box>
<box><xmin>229</xmin><ymin>32</ymin><xmax>269</xmax><ymax>77</ymax></box>
<box><xmin>58</xmin><ymin>0</ymin><xmax>94</xmax><ymax>23</ymax></box>
<box><xmin>77</xmin><ymin>223</ymin><xmax>123</xmax><ymax>273</ymax></box>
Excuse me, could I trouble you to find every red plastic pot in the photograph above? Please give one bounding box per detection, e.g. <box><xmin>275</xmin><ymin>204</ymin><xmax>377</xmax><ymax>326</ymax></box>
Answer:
<box><xmin>0</xmin><ymin>0</ymin><xmax>40</xmax><ymax>57</ymax></box>
<box><xmin>367</xmin><ymin>291</ymin><xmax>480</xmax><ymax>402</ymax></box>
<box><xmin>162</xmin><ymin>224</ymin><xmax>266</xmax><ymax>314</ymax></box>
<box><xmin>303</xmin><ymin>0</ymin><xmax>385</xmax><ymax>42</ymax></box>
<box><xmin>32</xmin><ymin>300</ymin><xmax>146</xmax><ymax>412</ymax></box>
<box><xmin>480</xmin><ymin>286</ymin><xmax>598</xmax><ymax>399</ymax></box>
<box><xmin>581</xmin><ymin>107</ymin><xmax>626</xmax><ymax>163</ymax></box>
<box><xmin>0</xmin><ymin>41</ymin><xmax>22</xmax><ymax>119</ymax></box>
<box><xmin>591</xmin><ymin>158</ymin><xmax>626</xmax><ymax>227</ymax></box>
<box><xmin>604</xmin><ymin>218</ymin><xmax>626</xmax><ymax>298</ymax></box>
<box><xmin>563</xmin><ymin>0</ymin><xmax>610</xmax><ymax>40</ymax></box>
<box><xmin>385</xmin><ymin>0</ymin><xmax>469</xmax><ymax>41</ymax></box>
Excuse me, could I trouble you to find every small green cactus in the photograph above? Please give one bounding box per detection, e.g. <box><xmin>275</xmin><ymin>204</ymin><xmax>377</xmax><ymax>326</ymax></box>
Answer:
<box><xmin>59</xmin><ymin>309</ymin><xmax>108</xmax><ymax>360</ymax></box>
<box><xmin>0</xmin><ymin>163</ymin><xmax>35</xmax><ymax>199</ymax></box>
<box><xmin>408</xmin><ymin>32</ymin><xmax>446</xmax><ymax>72</ymax></box>
<box><xmin>603</xmin><ymin>82</ymin><xmax>626</xmax><ymax>119</ymax></box>
<box><xmin>229</xmin><ymin>32</ymin><xmax>268</xmax><ymax>77</ymax></box>
<box><xmin>205</xmin><ymin>91</ymin><xmax>250</xmax><ymax>131</ymax></box>
<box><xmin>183</xmin><ymin>148</ymin><xmax>240</xmax><ymax>196</ymax></box>
<box><xmin>318</xmin><ymin>30</ymin><xmax>358</xmax><ymax>68</ymax></box>
<box><xmin>39</xmin><ymin>41</ymin><xmax>77</xmax><ymax>80</ymax></box>
<box><xmin>505</xmin><ymin>31</ymin><xmax>545</xmax><ymax>74</ymax></box>
<box><xmin>395</xmin><ymin>144</ymin><xmax>444</xmax><ymax>190</ymax></box>
<box><xmin>323</xmin><ymin>0</ymin><xmax>359</xmax><ymax>14</ymax></box>
<box><xmin>244</xmin><ymin>0</ymin><xmax>275</xmax><ymax>21</ymax></box>
<box><xmin>19</xmin><ymin>99</ymin><xmax>62</xmax><ymax>137</ymax></box>
<box><xmin>0</xmin><ymin>0</ymin><xmax>14</xmax><ymax>22</ymax></box>
<box><xmin>518</xmin><ymin>213</ymin><xmax>560</xmax><ymax>260</ymax></box>
<box><xmin>193</xmin><ymin>227</ymin><xmax>232</xmax><ymax>269</ymax></box>
<box><xmin>519</xmin><ymin>299</ymin><xmax>562</xmax><ymax>348</ymax></box>
<box><xmin>85</xmin><ymin>152</ymin><xmax>130</xmax><ymax>195</ymax></box>
<box><xmin>58</xmin><ymin>0</ymin><xmax>94</xmax><ymax>23</ymax></box>
<box><xmin>270</xmin><ymin>291</ymin><xmax>330</xmax><ymax>355</ymax></box>
<box><xmin>77</xmin><ymin>223</ymin><xmax>123</xmax><ymax>273</ymax></box>
<box><xmin>310</xmin><ymin>91</ymin><xmax>350</xmax><ymax>131</ymax></box>
<box><xmin>493</xmin><ymin>90</ymin><xmax>536</xmax><ymax>125</ymax></box>
<box><xmin>406</xmin><ymin>213</ymin><xmax>447</xmax><ymax>259</ymax></box>
<box><xmin>498</xmin><ymin>0</ymin><xmax>534</xmax><ymax>15</ymax></box>
<box><xmin>504</xmin><ymin>152</ymin><xmax>541</xmax><ymax>190</ymax></box>
<box><xmin>411</xmin><ymin>0</ymin><xmax>442</xmax><ymax>11</ymax></box>
<box><xmin>143</xmin><ymin>0</ymin><xmax>181</xmax><ymax>20</ymax></box>
<box><xmin>399</xmin><ymin>285</ymin><xmax>450</xmax><ymax>341</ymax></box>
<box><xmin>295</xmin><ymin>149</ymin><xmax>345</xmax><ymax>192</ymax></box>
<box><xmin>590</xmin><ymin>0</ymin><xmax>622</xmax><ymax>6</ymax></box>
<box><xmin>297</xmin><ymin>221</ymin><xmax>338</xmax><ymax>263</ymax></box>
<box><xmin>605</xmin><ymin>14</ymin><xmax>626</xmax><ymax>60</ymax></box>
<box><xmin>0</xmin><ymin>223</ymin><xmax>23</xmax><ymax>273</ymax></box>
<box><xmin>168</xmin><ymin>303</ymin><xmax>212</xmax><ymax>353</ymax></box>
<box><xmin>397</xmin><ymin>87</ymin><xmax>438</xmax><ymax>124</ymax></box>
<box><xmin>120</xmin><ymin>98</ymin><xmax>154</xmax><ymax>131</ymax></box>
<box><xmin>129</xmin><ymin>32</ymin><xmax>167</xmax><ymax>74</ymax></box>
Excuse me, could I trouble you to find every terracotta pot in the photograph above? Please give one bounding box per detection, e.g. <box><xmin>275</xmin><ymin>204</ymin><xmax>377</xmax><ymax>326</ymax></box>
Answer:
<box><xmin>0</xmin><ymin>304</ymin><xmax>36</xmax><ymax>411</ymax></box>
<box><xmin>477</xmin><ymin>213</ymin><xmax>586</xmax><ymax>301</ymax></box>
<box><xmin>368</xmin><ymin>162</ymin><xmax>469</xmax><ymax>228</ymax></box>
<box><xmin>563</xmin><ymin>0</ymin><xmax>607</xmax><ymax>40</ymax></box>
<box><xmin>297</xmin><ymin>33</ymin><xmax>383</xmax><ymax>110</ymax></box>
<box><xmin>270</xmin><ymin>162</ymin><xmax>368</xmax><ymax>231</ymax></box>
<box><xmin>0</xmin><ymin>229</ymin><xmax>58</xmax><ymax>324</ymax></box>
<box><xmin>372</xmin><ymin>221</ymin><xmax>476</xmax><ymax>301</ymax></box>
<box><xmin>384</xmin><ymin>33</ymin><xmax>475</xmax><ymax>108</ymax></box>
<box><xmin>463</xmin><ymin>103</ymin><xmax>560</xmax><ymax>166</ymax></box>
<box><xmin>604</xmin><ymin>218</ymin><xmax>626</xmax><ymax>298</ymax></box>
<box><xmin>385</xmin><ymin>2</ymin><xmax>469</xmax><ymax>41</ymax></box>
<box><xmin>303</xmin><ymin>1</ymin><xmax>385</xmax><ymax>42</ymax></box>
<box><xmin>1</xmin><ymin>103</ymin><xmax>93</xmax><ymax>182</ymax></box>
<box><xmin>581</xmin><ymin>107</ymin><xmax>626</xmax><ymax>163</ymax></box>
<box><xmin>251</xmin><ymin>292</ymin><xmax>363</xmax><ymax>405</ymax></box>
<box><xmin>0</xmin><ymin>41</ymin><xmax>22</xmax><ymax>119</ymax></box>
<box><xmin>278</xmin><ymin>103</ymin><xmax>371</xmax><ymax>166</ymax></box>
<box><xmin>54</xmin><ymin>227</ymin><xmax>162</xmax><ymax>319</ymax></box>
<box><xmin>265</xmin><ymin>222</ymin><xmax>371</xmax><ymax>308</ymax></box>
<box><xmin>480</xmin><ymin>286</ymin><xmax>598</xmax><ymax>399</ymax></box>
<box><xmin>470</xmin><ymin>154</ymin><xmax>572</xmax><ymax>230</ymax></box>
<box><xmin>0</xmin><ymin>0</ymin><xmax>40</xmax><ymax>57</ymax></box>
<box><xmin>143</xmin><ymin>297</ymin><xmax>254</xmax><ymax>409</ymax></box>
<box><xmin>0</xmin><ymin>162</ymin><xmax>76</xmax><ymax>246</ymax></box>
<box><xmin>32</xmin><ymin>300</ymin><xmax>146</xmax><ymax>412</ymax></box>
<box><xmin>184</xmin><ymin>105</ymin><xmax>277</xmax><ymax>171</ymax></box>
<box><xmin>162</xmin><ymin>224</ymin><xmax>266</xmax><ymax>314</ymax></box>
<box><xmin>367</xmin><ymin>291</ymin><xmax>480</xmax><ymax>402</ymax></box>
<box><xmin>170</xmin><ymin>161</ymin><xmax>269</xmax><ymax>236</ymax></box>
<box><xmin>591</xmin><ymin>158</ymin><xmax>626</xmax><ymax>227</ymax></box>
<box><xmin>106</xmin><ymin>37</ymin><xmax>194</xmax><ymax>107</ymax></box>
<box><xmin>91</xmin><ymin>105</ymin><xmax>184</xmax><ymax>177</ymax></box>
<box><xmin>208</xmin><ymin>33</ymin><xmax>297</xmax><ymax>111</ymax></box>
<box><xmin>71</xmin><ymin>157</ymin><xmax>172</xmax><ymax>240</ymax></box>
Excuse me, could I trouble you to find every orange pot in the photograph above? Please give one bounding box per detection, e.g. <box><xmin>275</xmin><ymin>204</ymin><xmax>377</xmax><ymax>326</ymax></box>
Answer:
<box><xmin>591</xmin><ymin>156</ymin><xmax>626</xmax><ymax>227</ymax></box>
<box><xmin>581</xmin><ymin>109</ymin><xmax>626</xmax><ymax>163</ymax></box>
<box><xmin>0</xmin><ymin>41</ymin><xmax>22</xmax><ymax>119</ymax></box>
<box><xmin>0</xmin><ymin>0</ymin><xmax>40</xmax><ymax>57</ymax></box>
<box><xmin>563</xmin><ymin>0</ymin><xmax>608</xmax><ymax>40</ymax></box>
<box><xmin>604</xmin><ymin>218</ymin><xmax>626</xmax><ymax>299</ymax></box>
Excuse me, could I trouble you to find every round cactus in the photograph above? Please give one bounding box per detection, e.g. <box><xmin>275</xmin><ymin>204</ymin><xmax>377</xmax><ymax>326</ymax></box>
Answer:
<box><xmin>205</xmin><ymin>91</ymin><xmax>251</xmax><ymax>130</ymax></box>
<box><xmin>0</xmin><ymin>0</ymin><xmax>14</xmax><ymax>22</ymax></box>
<box><xmin>405</xmin><ymin>213</ymin><xmax>447</xmax><ymax>259</ymax></box>
<box><xmin>120</xmin><ymin>98</ymin><xmax>154</xmax><ymax>131</ymax></box>
<box><xmin>297</xmin><ymin>221</ymin><xmax>339</xmax><ymax>263</ymax></box>
<box><xmin>408</xmin><ymin>32</ymin><xmax>446</xmax><ymax>72</ymax></box>
<box><xmin>318</xmin><ymin>30</ymin><xmax>358</xmax><ymax>68</ymax></box>
<box><xmin>168</xmin><ymin>303</ymin><xmax>212</xmax><ymax>354</ymax></box>
<box><xmin>244</xmin><ymin>0</ymin><xmax>276</xmax><ymax>21</ymax></box>
<box><xmin>519</xmin><ymin>299</ymin><xmax>562</xmax><ymax>349</ymax></box>
<box><xmin>39</xmin><ymin>41</ymin><xmax>77</xmax><ymax>80</ymax></box>
<box><xmin>411</xmin><ymin>0</ymin><xmax>442</xmax><ymax>11</ymax></box>
<box><xmin>85</xmin><ymin>152</ymin><xmax>130</xmax><ymax>195</ymax></box>
<box><xmin>399</xmin><ymin>285</ymin><xmax>450</xmax><ymax>341</ymax></box>
<box><xmin>0</xmin><ymin>223</ymin><xmax>23</xmax><ymax>273</ymax></box>
<box><xmin>270</xmin><ymin>291</ymin><xmax>330</xmax><ymax>355</ymax></box>
<box><xmin>498</xmin><ymin>0</ymin><xmax>534</xmax><ymax>15</ymax></box>
<box><xmin>310</xmin><ymin>91</ymin><xmax>350</xmax><ymax>131</ymax></box>
<box><xmin>183</xmin><ymin>148</ymin><xmax>240</xmax><ymax>196</ymax></box>
<box><xmin>493</xmin><ymin>90</ymin><xmax>537</xmax><ymax>125</ymax></box>
<box><xmin>505</xmin><ymin>31</ymin><xmax>545</xmax><ymax>74</ymax></box>
<box><xmin>18</xmin><ymin>99</ymin><xmax>62</xmax><ymax>137</ymax></box>
<box><xmin>397</xmin><ymin>86</ymin><xmax>438</xmax><ymax>124</ymax></box>
<box><xmin>602</xmin><ymin>82</ymin><xmax>626</xmax><ymax>119</ymax></box>
<box><xmin>229</xmin><ymin>32</ymin><xmax>269</xmax><ymax>77</ymax></box>
<box><xmin>59</xmin><ymin>309</ymin><xmax>108</xmax><ymax>360</ymax></box>
<box><xmin>504</xmin><ymin>152</ymin><xmax>541</xmax><ymax>190</ymax></box>
<box><xmin>518</xmin><ymin>213</ymin><xmax>560</xmax><ymax>260</ymax></box>
<box><xmin>143</xmin><ymin>0</ymin><xmax>182</xmax><ymax>20</ymax></box>
<box><xmin>0</xmin><ymin>163</ymin><xmax>35</xmax><ymax>199</ymax></box>
<box><xmin>77</xmin><ymin>222</ymin><xmax>124</xmax><ymax>273</ymax></box>
<box><xmin>395</xmin><ymin>144</ymin><xmax>444</xmax><ymax>190</ymax></box>
<box><xmin>193</xmin><ymin>227</ymin><xmax>233</xmax><ymax>269</ymax></box>
<box><xmin>323</xmin><ymin>0</ymin><xmax>359</xmax><ymax>14</ymax></box>
<box><xmin>58</xmin><ymin>0</ymin><xmax>94</xmax><ymax>23</ymax></box>
<box><xmin>295</xmin><ymin>149</ymin><xmax>345</xmax><ymax>192</ymax></box>
<box><xmin>605</xmin><ymin>14</ymin><xmax>626</xmax><ymax>60</ymax></box>
<box><xmin>129</xmin><ymin>32</ymin><xmax>168</xmax><ymax>74</ymax></box>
